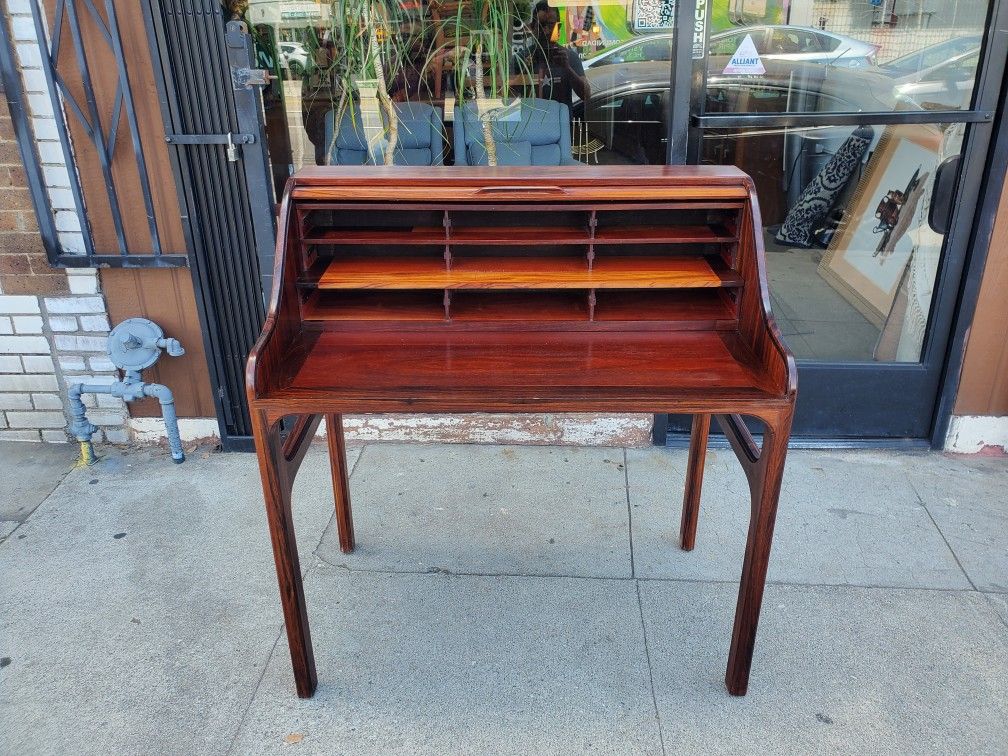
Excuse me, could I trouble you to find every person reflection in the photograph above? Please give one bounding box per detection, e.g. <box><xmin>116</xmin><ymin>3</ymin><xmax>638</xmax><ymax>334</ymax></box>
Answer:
<box><xmin>527</xmin><ymin>0</ymin><xmax>589</xmax><ymax>110</ymax></box>
<box><xmin>301</xmin><ymin>37</ymin><xmax>343</xmax><ymax>166</ymax></box>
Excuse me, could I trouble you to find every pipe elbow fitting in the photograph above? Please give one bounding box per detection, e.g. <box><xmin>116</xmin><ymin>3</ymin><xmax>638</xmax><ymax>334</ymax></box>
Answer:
<box><xmin>142</xmin><ymin>383</ymin><xmax>175</xmax><ymax>403</ymax></box>
<box><xmin>67</xmin><ymin>382</ymin><xmax>97</xmax><ymax>442</ymax></box>
<box><xmin>143</xmin><ymin>383</ymin><xmax>184</xmax><ymax>464</ymax></box>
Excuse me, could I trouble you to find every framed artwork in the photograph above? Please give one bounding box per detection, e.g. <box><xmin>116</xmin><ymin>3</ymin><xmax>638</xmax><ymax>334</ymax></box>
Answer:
<box><xmin>818</xmin><ymin>124</ymin><xmax>943</xmax><ymax>327</ymax></box>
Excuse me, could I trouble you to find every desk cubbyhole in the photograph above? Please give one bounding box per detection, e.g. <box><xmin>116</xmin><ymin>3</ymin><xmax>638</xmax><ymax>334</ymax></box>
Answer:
<box><xmin>593</xmin><ymin>207</ymin><xmax>738</xmax><ymax>247</ymax></box>
<box><xmin>447</xmin><ymin>208</ymin><xmax>592</xmax><ymax>246</ymax></box>
<box><xmin>300</xmin><ymin>208</ymin><xmax>446</xmax><ymax>244</ymax></box>
<box><xmin>449</xmin><ymin>290</ymin><xmax>590</xmax><ymax>322</ymax></box>
<box><xmin>592</xmin><ymin>289</ymin><xmax>738</xmax><ymax>330</ymax></box>
<box><xmin>301</xmin><ymin>289</ymin><xmax>446</xmax><ymax>323</ymax></box>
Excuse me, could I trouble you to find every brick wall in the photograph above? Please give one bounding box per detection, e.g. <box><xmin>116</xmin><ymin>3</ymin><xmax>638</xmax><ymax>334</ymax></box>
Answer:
<box><xmin>0</xmin><ymin>94</ymin><xmax>67</xmax><ymax>298</ymax></box>
<box><xmin>1</xmin><ymin>4</ymin><xmax>126</xmax><ymax>445</ymax></box>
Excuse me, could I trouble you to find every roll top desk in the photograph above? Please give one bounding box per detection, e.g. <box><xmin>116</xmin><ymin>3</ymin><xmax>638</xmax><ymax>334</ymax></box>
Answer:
<box><xmin>247</xmin><ymin>166</ymin><xmax>797</xmax><ymax>698</ymax></box>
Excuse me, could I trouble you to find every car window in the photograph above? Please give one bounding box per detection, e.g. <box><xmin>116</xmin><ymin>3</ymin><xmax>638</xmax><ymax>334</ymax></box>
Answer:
<box><xmin>586</xmin><ymin>90</ymin><xmax>665</xmax><ymax>122</ymax></box>
<box><xmin>709</xmin><ymin>32</ymin><xmax>745</xmax><ymax>56</ymax></box>
<box><xmin>607</xmin><ymin>38</ymin><xmax>672</xmax><ymax>65</ymax></box>
<box><xmin>817</xmin><ymin>33</ymin><xmax>842</xmax><ymax>52</ymax></box>
<box><xmin>706</xmin><ymin>84</ymin><xmax>851</xmax><ymax>114</ymax></box>
<box><xmin>922</xmin><ymin>41</ymin><xmax>977</xmax><ymax>70</ymax></box>
<box><xmin>769</xmin><ymin>29</ymin><xmax>823</xmax><ymax>54</ymax></box>
<box><xmin>642</xmin><ymin>38</ymin><xmax>673</xmax><ymax>61</ymax></box>
<box><xmin>948</xmin><ymin>54</ymin><xmax>980</xmax><ymax>77</ymax></box>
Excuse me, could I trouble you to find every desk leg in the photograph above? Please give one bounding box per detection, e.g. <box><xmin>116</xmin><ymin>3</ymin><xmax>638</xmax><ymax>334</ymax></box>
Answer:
<box><xmin>252</xmin><ymin>410</ymin><xmax>317</xmax><ymax>698</ymax></box>
<box><xmin>325</xmin><ymin>413</ymin><xmax>355</xmax><ymax>554</ymax></box>
<box><xmin>680</xmin><ymin>413</ymin><xmax>710</xmax><ymax>551</ymax></box>
<box><xmin>725</xmin><ymin>408</ymin><xmax>792</xmax><ymax>696</ymax></box>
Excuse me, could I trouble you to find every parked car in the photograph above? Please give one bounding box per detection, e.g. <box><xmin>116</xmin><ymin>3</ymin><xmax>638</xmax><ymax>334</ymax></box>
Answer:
<box><xmin>583</xmin><ymin>33</ymin><xmax>673</xmax><ymax>69</ymax></box>
<box><xmin>583</xmin><ymin>26</ymin><xmax>880</xmax><ymax>71</ymax></box>
<box><xmin>279</xmin><ymin>42</ymin><xmax>309</xmax><ymax>78</ymax></box>
<box><xmin>577</xmin><ymin>59</ymin><xmax>897</xmax><ymax>158</ymax></box>
<box><xmin>879</xmin><ymin>35</ymin><xmax>982</xmax><ymax>77</ymax></box>
<box><xmin>573</xmin><ymin>61</ymin><xmax>901</xmax><ymax>221</ymax></box>
<box><xmin>893</xmin><ymin>50</ymin><xmax>980</xmax><ymax>111</ymax></box>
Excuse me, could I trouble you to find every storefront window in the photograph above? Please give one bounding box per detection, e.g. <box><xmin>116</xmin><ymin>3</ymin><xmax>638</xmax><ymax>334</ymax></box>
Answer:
<box><xmin>699</xmin><ymin>0</ymin><xmax>988</xmax><ymax>362</ymax></box>
<box><xmin>239</xmin><ymin>0</ymin><xmax>673</xmax><ymax>172</ymax></box>
<box><xmin>704</xmin><ymin>122</ymin><xmax>964</xmax><ymax>362</ymax></box>
<box><xmin>238</xmin><ymin>0</ymin><xmax>988</xmax><ymax>364</ymax></box>
<box><xmin>703</xmin><ymin>1</ymin><xmax>987</xmax><ymax>112</ymax></box>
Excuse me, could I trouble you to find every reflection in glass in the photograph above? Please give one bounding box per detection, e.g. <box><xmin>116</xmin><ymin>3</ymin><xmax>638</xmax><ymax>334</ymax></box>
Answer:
<box><xmin>701</xmin><ymin>0</ymin><xmax>988</xmax><ymax>112</ymax></box>
<box><xmin>239</xmin><ymin>0</ymin><xmax>674</xmax><ymax>171</ymax></box>
<box><xmin>702</xmin><ymin>122</ymin><xmax>965</xmax><ymax>362</ymax></box>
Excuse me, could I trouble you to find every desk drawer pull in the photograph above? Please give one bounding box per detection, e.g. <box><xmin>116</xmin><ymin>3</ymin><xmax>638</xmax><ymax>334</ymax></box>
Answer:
<box><xmin>475</xmin><ymin>185</ymin><xmax>568</xmax><ymax>194</ymax></box>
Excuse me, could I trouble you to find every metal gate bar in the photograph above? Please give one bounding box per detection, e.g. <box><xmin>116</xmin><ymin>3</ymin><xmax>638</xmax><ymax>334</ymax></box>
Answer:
<box><xmin>143</xmin><ymin>0</ymin><xmax>274</xmax><ymax>448</ymax></box>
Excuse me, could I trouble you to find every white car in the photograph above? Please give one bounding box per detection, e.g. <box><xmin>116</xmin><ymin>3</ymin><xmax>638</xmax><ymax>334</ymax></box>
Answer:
<box><xmin>279</xmin><ymin>42</ymin><xmax>309</xmax><ymax>78</ymax></box>
<box><xmin>584</xmin><ymin>26</ymin><xmax>880</xmax><ymax>70</ymax></box>
<box><xmin>893</xmin><ymin>49</ymin><xmax>980</xmax><ymax>111</ymax></box>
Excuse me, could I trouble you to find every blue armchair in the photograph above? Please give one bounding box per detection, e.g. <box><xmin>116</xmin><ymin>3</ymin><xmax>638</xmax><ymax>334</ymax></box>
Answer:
<box><xmin>453</xmin><ymin>98</ymin><xmax>579</xmax><ymax>166</ymax></box>
<box><xmin>324</xmin><ymin>102</ymin><xmax>446</xmax><ymax>166</ymax></box>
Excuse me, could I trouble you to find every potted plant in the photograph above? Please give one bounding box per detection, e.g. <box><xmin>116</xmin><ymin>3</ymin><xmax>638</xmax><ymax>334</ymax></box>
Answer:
<box><xmin>325</xmin><ymin>0</ymin><xmax>415</xmax><ymax>165</ymax></box>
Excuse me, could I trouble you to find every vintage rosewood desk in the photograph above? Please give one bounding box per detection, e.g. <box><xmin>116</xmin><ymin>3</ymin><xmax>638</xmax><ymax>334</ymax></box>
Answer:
<box><xmin>246</xmin><ymin>166</ymin><xmax>797</xmax><ymax>698</ymax></box>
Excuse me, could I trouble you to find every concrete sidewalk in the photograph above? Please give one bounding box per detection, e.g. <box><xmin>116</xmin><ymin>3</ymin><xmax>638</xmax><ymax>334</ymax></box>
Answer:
<box><xmin>0</xmin><ymin>439</ymin><xmax>1005</xmax><ymax>755</ymax></box>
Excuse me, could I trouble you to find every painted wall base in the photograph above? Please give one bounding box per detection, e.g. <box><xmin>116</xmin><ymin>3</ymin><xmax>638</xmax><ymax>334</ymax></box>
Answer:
<box><xmin>128</xmin><ymin>413</ymin><xmax>654</xmax><ymax>448</ymax></box>
<box><xmin>944</xmin><ymin>415</ymin><xmax>1008</xmax><ymax>454</ymax></box>
<box><xmin>128</xmin><ymin>413</ymin><xmax>1008</xmax><ymax>454</ymax></box>
<box><xmin>339</xmin><ymin>413</ymin><xmax>653</xmax><ymax>446</ymax></box>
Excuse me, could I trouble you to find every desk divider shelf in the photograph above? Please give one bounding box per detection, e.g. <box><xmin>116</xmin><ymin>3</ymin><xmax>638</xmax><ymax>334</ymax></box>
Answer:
<box><xmin>296</xmin><ymin>204</ymin><xmax>743</xmax><ymax>330</ymax></box>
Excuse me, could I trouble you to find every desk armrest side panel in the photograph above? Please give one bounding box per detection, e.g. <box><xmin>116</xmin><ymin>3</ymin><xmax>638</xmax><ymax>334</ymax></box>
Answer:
<box><xmin>246</xmin><ymin>179</ymin><xmax>304</xmax><ymax>401</ymax></box>
<box><xmin>736</xmin><ymin>181</ymin><xmax>798</xmax><ymax>398</ymax></box>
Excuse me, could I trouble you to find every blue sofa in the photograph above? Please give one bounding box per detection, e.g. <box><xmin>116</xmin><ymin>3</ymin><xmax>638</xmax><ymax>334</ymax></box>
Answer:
<box><xmin>324</xmin><ymin>102</ymin><xmax>446</xmax><ymax>166</ymax></box>
<box><xmin>452</xmin><ymin>98</ymin><xmax>579</xmax><ymax>166</ymax></box>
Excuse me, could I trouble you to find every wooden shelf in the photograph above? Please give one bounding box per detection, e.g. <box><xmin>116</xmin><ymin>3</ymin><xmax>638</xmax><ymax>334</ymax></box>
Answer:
<box><xmin>593</xmin><ymin>224</ymin><xmax>735</xmax><ymax>244</ymax></box>
<box><xmin>304</xmin><ymin>224</ymin><xmax>731</xmax><ymax>247</ymax></box>
<box><xmin>590</xmin><ymin>257</ymin><xmax>741</xmax><ymax>288</ymax></box>
<box><xmin>449</xmin><ymin>227</ymin><xmax>588</xmax><ymax>245</ymax></box>
<box><xmin>303</xmin><ymin>227</ymin><xmax>445</xmax><ymax>245</ymax></box>
<box><xmin>316</xmin><ymin>255</ymin><xmax>740</xmax><ymax>290</ymax></box>
<box><xmin>303</xmin><ymin>289</ymin><xmax>737</xmax><ymax>330</ymax></box>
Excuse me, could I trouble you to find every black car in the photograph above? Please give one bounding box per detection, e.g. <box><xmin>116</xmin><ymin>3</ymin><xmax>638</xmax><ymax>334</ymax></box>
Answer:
<box><xmin>573</xmin><ymin>61</ymin><xmax>909</xmax><ymax>226</ymax></box>
<box><xmin>574</xmin><ymin>59</ymin><xmax>899</xmax><ymax>165</ymax></box>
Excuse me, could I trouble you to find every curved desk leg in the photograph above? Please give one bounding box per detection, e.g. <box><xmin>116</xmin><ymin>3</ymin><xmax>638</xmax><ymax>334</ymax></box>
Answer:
<box><xmin>680</xmin><ymin>413</ymin><xmax>710</xmax><ymax>551</ymax></box>
<box><xmin>725</xmin><ymin>407</ymin><xmax>793</xmax><ymax>696</ymax></box>
<box><xmin>252</xmin><ymin>409</ymin><xmax>317</xmax><ymax>698</ymax></box>
<box><xmin>325</xmin><ymin>413</ymin><xmax>355</xmax><ymax>554</ymax></box>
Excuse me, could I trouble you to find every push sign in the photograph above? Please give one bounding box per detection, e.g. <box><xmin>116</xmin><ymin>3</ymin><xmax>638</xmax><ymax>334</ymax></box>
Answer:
<box><xmin>722</xmin><ymin>34</ymin><xmax>766</xmax><ymax>75</ymax></box>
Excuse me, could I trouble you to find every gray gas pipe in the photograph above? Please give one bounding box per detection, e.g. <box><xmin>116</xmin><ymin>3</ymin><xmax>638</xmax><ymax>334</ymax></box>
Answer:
<box><xmin>68</xmin><ymin>318</ymin><xmax>186</xmax><ymax>465</ymax></box>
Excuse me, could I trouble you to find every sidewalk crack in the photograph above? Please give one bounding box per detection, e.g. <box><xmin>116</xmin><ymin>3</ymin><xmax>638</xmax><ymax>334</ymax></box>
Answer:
<box><xmin>908</xmin><ymin>478</ymin><xmax>977</xmax><ymax>592</ymax></box>
<box><xmin>225</xmin><ymin>628</ymin><xmax>283</xmax><ymax>756</ymax></box>
<box><xmin>624</xmin><ymin>447</ymin><xmax>635</xmax><ymax>579</ymax></box>
<box><xmin>0</xmin><ymin>456</ymin><xmax>77</xmax><ymax>547</ymax></box>
<box><xmin>635</xmin><ymin>579</ymin><xmax>666</xmax><ymax>756</ymax></box>
<box><xmin>348</xmin><ymin>443</ymin><xmax>366</xmax><ymax>478</ymax></box>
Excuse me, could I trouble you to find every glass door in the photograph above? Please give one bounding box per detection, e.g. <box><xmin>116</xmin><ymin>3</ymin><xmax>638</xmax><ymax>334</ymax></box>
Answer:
<box><xmin>680</xmin><ymin>0</ymin><xmax>1007</xmax><ymax>439</ymax></box>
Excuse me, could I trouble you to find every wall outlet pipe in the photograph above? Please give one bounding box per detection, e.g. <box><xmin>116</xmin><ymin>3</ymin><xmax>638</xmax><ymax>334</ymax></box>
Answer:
<box><xmin>67</xmin><ymin>318</ymin><xmax>186</xmax><ymax>465</ymax></box>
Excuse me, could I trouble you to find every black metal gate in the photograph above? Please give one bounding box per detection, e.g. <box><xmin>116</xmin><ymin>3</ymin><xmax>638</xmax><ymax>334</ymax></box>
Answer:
<box><xmin>143</xmin><ymin>2</ymin><xmax>277</xmax><ymax>450</ymax></box>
